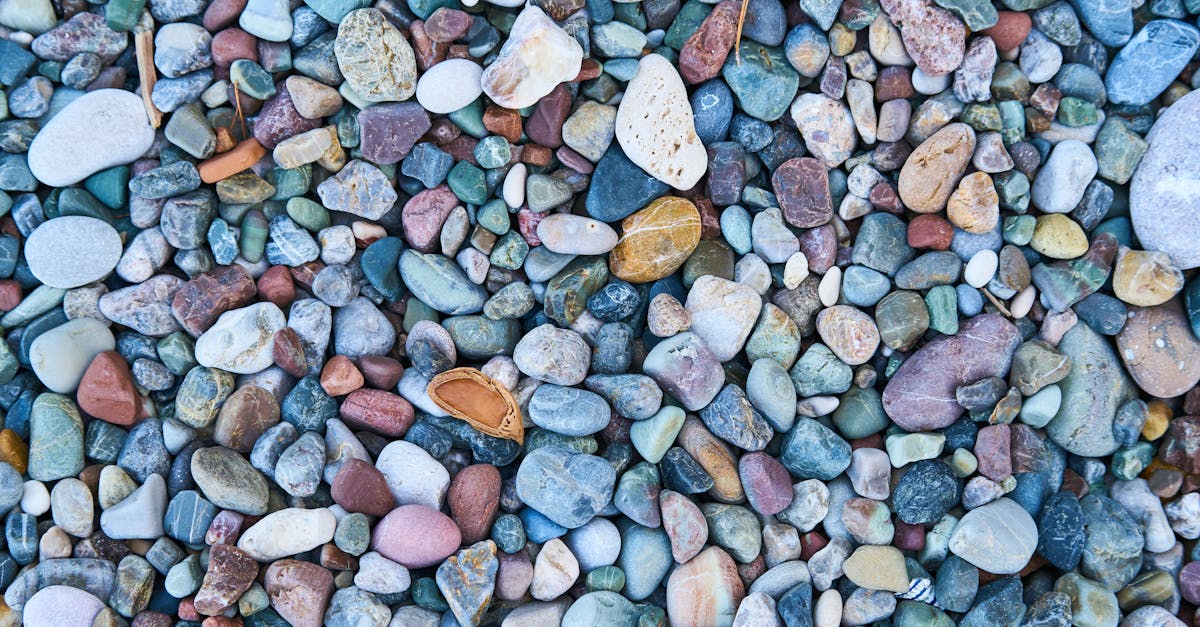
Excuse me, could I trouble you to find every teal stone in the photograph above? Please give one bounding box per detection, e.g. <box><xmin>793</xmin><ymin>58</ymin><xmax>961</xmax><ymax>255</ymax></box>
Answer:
<box><xmin>443</xmin><ymin>316</ymin><xmax>522</xmax><ymax>358</ymax></box>
<box><xmin>489</xmin><ymin>232</ymin><xmax>528</xmax><ymax>270</ymax></box>
<box><xmin>722</xmin><ymin>42</ymin><xmax>799</xmax><ymax>122</ymax></box>
<box><xmin>58</xmin><ymin>188</ymin><xmax>114</xmax><ymax>223</ymax></box>
<box><xmin>361</xmin><ymin>236</ymin><xmax>404</xmax><ymax>301</ymax></box>
<box><xmin>0</xmin><ymin>191</ymin><xmax>10</xmax><ymax>215</ymax></box>
<box><xmin>701</xmin><ymin>503</ymin><xmax>762</xmax><ymax>562</ymax></box>
<box><xmin>594</xmin><ymin>21</ymin><xmax>648</xmax><ymax>57</ymax></box>
<box><xmin>85</xmin><ymin>166</ymin><xmax>130</xmax><ymax>209</ymax></box>
<box><xmin>1094</xmin><ymin>118</ymin><xmax>1147</xmax><ymax>185</ymax></box>
<box><xmin>491</xmin><ymin>513</ymin><xmax>526</xmax><ymax>553</ymax></box>
<box><xmin>544</xmin><ymin>256</ymin><xmax>609</xmax><ymax>326</ymax></box>
<box><xmin>617</xmin><ymin>524</ymin><xmax>672</xmax><ymax>601</ymax></box>
<box><xmin>403</xmin><ymin>297</ymin><xmax>440</xmax><ymax>331</ymax></box>
<box><xmin>586</xmin><ymin>566</ymin><xmax>625</xmax><ymax>593</ymax></box>
<box><xmin>933</xmin><ymin>0</ymin><xmax>997</xmax><ymax>29</ymax></box>
<box><xmin>239</xmin><ymin>210</ymin><xmax>269</xmax><ymax>263</ymax></box>
<box><xmin>562</xmin><ymin>592</ymin><xmax>641</xmax><ymax>627</ymax></box>
<box><xmin>86</xmin><ymin>421</ymin><xmax>128</xmax><ymax>464</ymax></box>
<box><xmin>842</xmin><ymin>265</ymin><xmax>892</xmax><ymax>306</ymax></box>
<box><xmin>270</xmin><ymin>165</ymin><xmax>312</xmax><ymax>200</ymax></box>
<box><xmin>28</xmin><ymin>393</ymin><xmax>85</xmax><ymax>482</ymax></box>
<box><xmin>851</xmin><ymin>212</ymin><xmax>914</xmax><ymax>276</ymax></box>
<box><xmin>156</xmin><ymin>332</ymin><xmax>197</xmax><ymax>376</ymax></box>
<box><xmin>798</xmin><ymin>0</ymin><xmax>840</xmax><ymax>28</ymax></box>
<box><xmin>614</xmin><ymin>462</ymin><xmax>662</xmax><ymax>527</ymax></box>
<box><xmin>401</xmin><ymin>142</ymin><xmax>454</xmax><ymax>188</ymax></box>
<box><xmin>604</xmin><ymin>58</ymin><xmax>639</xmax><ymax>81</ymax></box>
<box><xmin>925</xmin><ymin>285</ymin><xmax>959</xmax><ymax>335</ymax></box>
<box><xmin>477</xmin><ymin>199</ymin><xmax>511</xmax><ymax>235</ymax></box>
<box><xmin>665</xmin><ymin>0</ymin><xmax>712</xmax><ymax>49</ymax></box>
<box><xmin>106</xmin><ymin>0</ymin><xmax>147</xmax><ymax>30</ymax></box>
<box><xmin>230</xmin><ymin>60</ymin><xmax>277</xmax><ymax>100</ymax></box>
<box><xmin>789</xmin><ymin>343</ymin><xmax>852</xmax><ymax>396</ymax></box>
<box><xmin>719</xmin><ymin>205</ymin><xmax>752</xmax><ymax>254</ymax></box>
<box><xmin>447</xmin><ymin>98</ymin><xmax>486</xmax><ymax>138</ymax></box>
<box><xmin>281</xmin><ymin>375</ymin><xmax>338</xmax><ymax>433</ymax></box>
<box><xmin>629</xmin><ymin>406</ymin><xmax>685</xmax><ymax>464</ymax></box>
<box><xmin>744</xmin><ymin>303</ymin><xmax>801</xmax><ymax>369</ymax></box>
<box><xmin>474</xmin><ymin>136</ymin><xmax>512</xmax><ymax>169</ymax></box>
<box><xmin>0</xmin><ymin>39</ymin><xmax>36</xmax><ymax>88</ymax></box>
<box><xmin>997</xmin><ymin>99</ymin><xmax>1026</xmax><ymax>145</ymax></box>
<box><xmin>525</xmin><ymin>429</ymin><xmax>599</xmax><ymax>455</ymax></box>
<box><xmin>780</xmin><ymin>418</ymin><xmax>851</xmax><ymax>480</ymax></box>
<box><xmin>303</xmin><ymin>0</ymin><xmax>372</xmax><ymax>22</ymax></box>
<box><xmin>830</xmin><ymin>386</ymin><xmax>889</xmax><ymax>439</ymax></box>
<box><xmin>894</xmin><ymin>601</ymin><xmax>956</xmax><ymax>627</ymax></box>
<box><xmin>961</xmin><ymin>103</ymin><xmax>1002</xmax><ymax>131</ymax></box>
<box><xmin>446</xmin><ymin>161</ymin><xmax>488</xmax><ymax>205</ymax></box>
<box><xmin>1002</xmin><ymin>214</ymin><xmax>1036</xmax><ymax>245</ymax></box>
<box><xmin>0</xmin><ymin>285</ymin><xmax>64</xmax><ymax>328</ymax></box>
<box><xmin>110</xmin><ymin>555</ymin><xmax>155</xmax><ymax>618</ymax></box>
<box><xmin>1186</xmin><ymin>277</ymin><xmax>1200</xmax><ymax>339</ymax></box>
<box><xmin>1110</xmin><ymin>442</ymin><xmax>1154</xmax><ymax>480</ymax></box>
<box><xmin>37</xmin><ymin>61</ymin><xmax>61</xmax><ymax>82</ymax></box>
<box><xmin>208</xmin><ymin>219</ymin><xmax>240</xmax><ymax>265</ymax></box>
<box><xmin>285</xmin><ymin>197</ymin><xmax>329</xmax><ymax>232</ymax></box>
<box><xmin>411</xmin><ymin>577</ymin><xmax>450</xmax><ymax>612</ymax></box>
<box><xmin>612</xmin><ymin>2</ymin><xmax>647</xmax><ymax>30</ymax></box>
<box><xmin>482</xmin><ymin>282</ymin><xmax>535</xmax><ymax>319</ymax></box>
<box><xmin>165</xmin><ymin>554</ymin><xmax>204</xmax><ymax>598</ymax></box>
<box><xmin>1057</xmin><ymin>96</ymin><xmax>1097</xmax><ymax>127</ymax></box>
<box><xmin>400</xmin><ymin>250</ymin><xmax>488</xmax><ymax>314</ymax></box>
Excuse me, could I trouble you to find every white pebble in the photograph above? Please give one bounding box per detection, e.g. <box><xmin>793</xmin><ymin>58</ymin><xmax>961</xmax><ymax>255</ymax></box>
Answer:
<box><xmin>819</xmin><ymin>267</ymin><xmax>841</xmax><ymax>307</ymax></box>
<box><xmin>814</xmin><ymin>589</ymin><xmax>843</xmax><ymax>627</ymax></box>
<box><xmin>21</xmin><ymin>480</ymin><xmax>50</xmax><ymax>516</ymax></box>
<box><xmin>1010</xmin><ymin>285</ymin><xmax>1036</xmax><ymax>318</ymax></box>
<box><xmin>783</xmin><ymin>252</ymin><xmax>810</xmax><ymax>289</ymax></box>
<box><xmin>415</xmin><ymin>59</ymin><xmax>484</xmax><ymax>115</ymax></box>
<box><xmin>504</xmin><ymin>163</ymin><xmax>527</xmax><ymax>209</ymax></box>
<box><xmin>964</xmin><ymin>249</ymin><xmax>998</xmax><ymax>288</ymax></box>
<box><xmin>911</xmin><ymin>67</ymin><xmax>951</xmax><ymax>95</ymax></box>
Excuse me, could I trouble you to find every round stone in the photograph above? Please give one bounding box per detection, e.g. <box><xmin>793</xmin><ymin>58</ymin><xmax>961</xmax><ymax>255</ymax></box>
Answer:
<box><xmin>25</xmin><ymin>217</ymin><xmax>123</xmax><ymax>289</ymax></box>
<box><xmin>26</xmin><ymin>89</ymin><xmax>155</xmax><ymax>187</ymax></box>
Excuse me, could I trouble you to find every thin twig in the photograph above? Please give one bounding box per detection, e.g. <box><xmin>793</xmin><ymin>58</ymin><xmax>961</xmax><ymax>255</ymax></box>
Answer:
<box><xmin>982</xmin><ymin>288</ymin><xmax>1013</xmax><ymax>318</ymax></box>
<box><xmin>231</xmin><ymin>79</ymin><xmax>248</xmax><ymax>139</ymax></box>
<box><xmin>734</xmin><ymin>0</ymin><xmax>748</xmax><ymax>65</ymax></box>
<box><xmin>134</xmin><ymin>30</ymin><xmax>163</xmax><ymax>128</ymax></box>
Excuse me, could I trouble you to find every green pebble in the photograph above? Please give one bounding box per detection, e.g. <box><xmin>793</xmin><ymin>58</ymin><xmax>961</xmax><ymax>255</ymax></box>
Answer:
<box><xmin>489</xmin><ymin>232</ymin><xmax>529</xmax><ymax>271</ymax></box>
<box><xmin>37</xmin><ymin>61</ymin><xmax>61</xmax><ymax>82</ymax></box>
<box><xmin>447</xmin><ymin>99</ymin><xmax>486</xmax><ymax>138</ymax></box>
<box><xmin>84</xmin><ymin>166</ymin><xmax>130</xmax><ymax>209</ymax></box>
<box><xmin>270</xmin><ymin>165</ymin><xmax>312</xmax><ymax>200</ymax></box>
<box><xmin>334</xmin><ymin>512</ymin><xmax>370</xmax><ymax>556</ymax></box>
<box><xmin>239</xmin><ymin>582</ymin><xmax>270</xmax><ymax>616</ymax></box>
<box><xmin>831</xmin><ymin>386</ymin><xmax>889</xmax><ymax>439</ymax></box>
<box><xmin>403</xmin><ymin>297</ymin><xmax>441</xmax><ymax>332</ymax></box>
<box><xmin>165</xmin><ymin>103</ymin><xmax>217</xmax><ymax>160</ymax></box>
<box><xmin>474</xmin><ymin>136</ymin><xmax>511</xmax><ymax>169</ymax></box>
<box><xmin>447</xmin><ymin>161</ymin><xmax>488</xmax><ymax>205</ymax></box>
<box><xmin>1094</xmin><ymin>118</ymin><xmax>1147</xmax><ymax>185</ymax></box>
<box><xmin>157</xmin><ymin>332</ymin><xmax>197</xmax><ymax>376</ymax></box>
<box><xmin>998</xmin><ymin>100</ymin><xmax>1027</xmax><ymax>145</ymax></box>
<box><xmin>1003</xmin><ymin>214</ymin><xmax>1037</xmax><ymax>245</ymax></box>
<box><xmin>925</xmin><ymin>284</ymin><xmax>959</xmax><ymax>335</ymax></box>
<box><xmin>586</xmin><ymin>566</ymin><xmax>626</xmax><ymax>593</ymax></box>
<box><xmin>230</xmin><ymin>60</ymin><xmax>277</xmax><ymax>100</ymax></box>
<box><xmin>58</xmin><ymin>188</ymin><xmax>115</xmax><ymax>223</ymax></box>
<box><xmin>612</xmin><ymin>1</ymin><xmax>647</xmax><ymax>30</ymax></box>
<box><xmin>477</xmin><ymin>199</ymin><xmax>511</xmax><ymax>235</ymax></box>
<box><xmin>1111</xmin><ymin>442</ymin><xmax>1154</xmax><ymax>480</ymax></box>
<box><xmin>285</xmin><ymin>196</ymin><xmax>330</xmax><ymax>232</ymax></box>
<box><xmin>1057</xmin><ymin>96</ymin><xmax>1098</xmax><ymax>127</ymax></box>
<box><xmin>665</xmin><ymin>0</ymin><xmax>712</xmax><ymax>50</ymax></box>
<box><xmin>105</xmin><ymin>0</ymin><xmax>147</xmax><ymax>30</ymax></box>
<box><xmin>961</xmin><ymin>103</ymin><xmax>1002</xmax><ymax>131</ymax></box>
<box><xmin>28</xmin><ymin>393</ymin><xmax>85</xmax><ymax>482</ymax></box>
<box><xmin>240</xmin><ymin>210</ymin><xmax>269</xmax><ymax>263</ymax></box>
<box><xmin>995</xmin><ymin>171</ymin><xmax>1031</xmax><ymax>213</ymax></box>
<box><xmin>411</xmin><ymin>577</ymin><xmax>450</xmax><ymax>612</ymax></box>
<box><xmin>682</xmin><ymin>239</ymin><xmax>735</xmax><ymax>288</ymax></box>
<box><xmin>526</xmin><ymin>428</ymin><xmax>598</xmax><ymax>454</ymax></box>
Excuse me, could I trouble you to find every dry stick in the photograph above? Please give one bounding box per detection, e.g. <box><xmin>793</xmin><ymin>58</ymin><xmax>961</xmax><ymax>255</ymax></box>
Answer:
<box><xmin>134</xmin><ymin>30</ymin><xmax>163</xmax><ymax>128</ymax></box>
<box><xmin>981</xmin><ymin>287</ymin><xmax>1013</xmax><ymax>318</ymax></box>
<box><xmin>734</xmin><ymin>0</ymin><xmax>749</xmax><ymax>64</ymax></box>
<box><xmin>231</xmin><ymin>80</ymin><xmax>248</xmax><ymax>139</ymax></box>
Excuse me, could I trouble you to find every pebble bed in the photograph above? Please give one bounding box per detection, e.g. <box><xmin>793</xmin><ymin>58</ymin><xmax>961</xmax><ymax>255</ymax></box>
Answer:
<box><xmin>0</xmin><ymin>0</ymin><xmax>1198</xmax><ymax>623</ymax></box>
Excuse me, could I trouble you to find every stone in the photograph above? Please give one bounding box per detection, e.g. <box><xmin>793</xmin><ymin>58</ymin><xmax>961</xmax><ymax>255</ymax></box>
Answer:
<box><xmin>1107</xmin><ymin>20</ymin><xmax>1199</xmax><ymax>106</ymax></box>
<box><xmin>25</xmin><ymin>217</ymin><xmax>123</xmax><ymax>289</ymax></box>
<box><xmin>238</xmin><ymin>507</ymin><xmax>336</xmax><ymax>561</ymax></box>
<box><xmin>615</xmin><ymin>54</ymin><xmax>708</xmax><ymax>189</ymax></box>
<box><xmin>437</xmin><ymin>540</ymin><xmax>499</xmax><ymax>626</ymax></box>
<box><xmin>899</xmin><ymin>123</ymin><xmax>975</xmax><ymax>213</ymax></box>
<box><xmin>816</xmin><ymin>305</ymin><xmax>880</xmax><ymax>366</ymax></box>
<box><xmin>317</xmin><ymin>160</ymin><xmax>398</xmax><ymax>220</ymax></box>
<box><xmin>843</xmin><ymin>545</ymin><xmax>909</xmax><ymax>592</ymax></box>
<box><xmin>879</xmin><ymin>0</ymin><xmax>967</xmax><ymax>76</ymax></box>
<box><xmin>515</xmin><ymin>446</ymin><xmax>615</xmax><ymax>529</ymax></box>
<box><xmin>376</xmin><ymin>440</ymin><xmax>450</xmax><ymax>508</ymax></box>
<box><xmin>1130</xmin><ymin>89</ymin><xmax>1200</xmax><ymax>269</ymax></box>
<box><xmin>685</xmin><ymin>276</ymin><xmax>761</xmax><ymax>362</ymax></box>
<box><xmin>772</xmin><ymin>157</ymin><xmax>833</xmax><ymax>228</ymax></box>
<box><xmin>1047</xmin><ymin>322</ymin><xmax>1136</xmax><ymax>456</ymax></box>
<box><xmin>1113</xmin><ymin>248</ymin><xmax>1185</xmax><ymax>307</ymax></box>
<box><xmin>27</xmin><ymin>89</ymin><xmax>154</xmax><ymax>187</ymax></box>
<box><xmin>22</xmin><ymin>586</ymin><xmax>106</xmax><ymax>627</ymax></box>
<box><xmin>30</xmin><ymin>318</ymin><xmax>116</xmax><ymax>394</ymax></box>
<box><xmin>642</xmin><ymin>332</ymin><xmax>725</xmax><ymax>411</ymax></box>
<box><xmin>335</xmin><ymin>8</ymin><xmax>416</xmax><ymax>101</ymax></box>
<box><xmin>609</xmin><ymin>197</ymin><xmax>702</xmax><ymax>284</ymax></box>
<box><xmin>190</xmin><ymin>446</ymin><xmax>269</xmax><ymax>515</ymax></box>
<box><xmin>666</xmin><ymin>547</ymin><xmax>744</xmax><ymax>626</ymax></box>
<box><xmin>481</xmin><ymin>6</ymin><xmax>583</xmax><ymax>109</ymax></box>
<box><xmin>99</xmin><ymin>473</ymin><xmax>166</xmax><ymax>540</ymax></box>
<box><xmin>790</xmin><ymin>94</ymin><xmax>856</xmax><ymax>168</ymax></box>
<box><xmin>1116</xmin><ymin>299</ymin><xmax>1200</xmax><ymax>398</ymax></box>
<box><xmin>371</xmin><ymin>505</ymin><xmax>461</xmax><ymax>568</ymax></box>
<box><xmin>531</xmin><ymin>538</ymin><xmax>578</xmax><ymax>600</ymax></box>
<box><xmin>882</xmin><ymin>314</ymin><xmax>1022</xmax><ymax>430</ymax></box>
<box><xmin>948</xmin><ymin>497</ymin><xmax>1037</xmax><ymax>574</ymax></box>
<box><xmin>265</xmin><ymin>559</ymin><xmax>335</xmax><ymax>627</ymax></box>
<box><xmin>416</xmin><ymin>59</ymin><xmax>485</xmax><ymax>114</ymax></box>
<box><xmin>195</xmin><ymin>303</ymin><xmax>287</xmax><ymax>374</ymax></box>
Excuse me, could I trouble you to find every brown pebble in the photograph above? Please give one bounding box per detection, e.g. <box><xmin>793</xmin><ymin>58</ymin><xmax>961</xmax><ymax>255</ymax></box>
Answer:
<box><xmin>0</xmin><ymin>280</ymin><xmax>21</xmax><ymax>311</ymax></box>
<box><xmin>447</xmin><ymin>464</ymin><xmax>502</xmax><ymax>544</ymax></box>
<box><xmin>271</xmin><ymin>327</ymin><xmax>309</xmax><ymax>379</ymax></box>
<box><xmin>482</xmin><ymin>105</ymin><xmax>523</xmax><ymax>143</ymax></box>
<box><xmin>76</xmin><ymin>351</ymin><xmax>140</xmax><ymax>426</ymax></box>
<box><xmin>171</xmin><ymin>265</ymin><xmax>258</xmax><ymax>336</ymax></box>
<box><xmin>256</xmin><ymin>264</ymin><xmax>295</xmax><ymax>309</ymax></box>
<box><xmin>320</xmin><ymin>355</ymin><xmax>365</xmax><ymax>396</ymax></box>
<box><xmin>983</xmin><ymin>11</ymin><xmax>1032</xmax><ymax>51</ymax></box>
<box><xmin>356</xmin><ymin>355</ymin><xmax>405</xmax><ymax>390</ymax></box>
<box><xmin>339</xmin><ymin>389</ymin><xmax>415</xmax><ymax>437</ymax></box>
<box><xmin>424</xmin><ymin>7</ymin><xmax>473</xmax><ymax>42</ymax></box>
<box><xmin>213</xmin><ymin>385</ymin><xmax>281</xmax><ymax>453</ymax></box>
<box><xmin>331</xmin><ymin>458</ymin><xmax>395</xmax><ymax>517</ymax></box>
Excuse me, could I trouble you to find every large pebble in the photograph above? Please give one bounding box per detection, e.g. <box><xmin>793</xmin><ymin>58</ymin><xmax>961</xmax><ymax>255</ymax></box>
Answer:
<box><xmin>194</xmin><ymin>303</ymin><xmax>287</xmax><ymax>374</ymax></box>
<box><xmin>27</xmin><ymin>89</ymin><xmax>154</xmax><ymax>186</ymax></box>
<box><xmin>30</xmin><ymin>318</ymin><xmax>116</xmax><ymax>394</ymax></box>
<box><xmin>24</xmin><ymin>217</ymin><xmax>123</xmax><ymax>289</ymax></box>
<box><xmin>480</xmin><ymin>5</ymin><xmax>583</xmax><ymax>109</ymax></box>
<box><xmin>615</xmin><ymin>54</ymin><xmax>708</xmax><ymax>189</ymax></box>
<box><xmin>1130</xmin><ymin>89</ymin><xmax>1200</xmax><ymax>269</ymax></box>
<box><xmin>948</xmin><ymin>497</ymin><xmax>1037</xmax><ymax>574</ymax></box>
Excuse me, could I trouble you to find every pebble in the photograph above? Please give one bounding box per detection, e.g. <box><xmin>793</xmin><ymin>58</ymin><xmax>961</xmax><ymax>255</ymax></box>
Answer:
<box><xmin>335</xmin><ymin>8</ymin><xmax>416</xmax><ymax>101</ymax></box>
<box><xmin>480</xmin><ymin>6</ymin><xmax>583</xmax><ymax>109</ymax></box>
<box><xmin>616</xmin><ymin>54</ymin><xmax>708</xmax><ymax>189</ymax></box>
<box><xmin>416</xmin><ymin>59</ymin><xmax>484</xmax><ymax>114</ymax></box>
<box><xmin>24</xmin><ymin>216</ymin><xmax>123</xmax><ymax>289</ymax></box>
<box><xmin>27</xmin><ymin>90</ymin><xmax>155</xmax><ymax>187</ymax></box>
<box><xmin>1130</xmin><ymin>89</ymin><xmax>1200</xmax><ymax>269</ymax></box>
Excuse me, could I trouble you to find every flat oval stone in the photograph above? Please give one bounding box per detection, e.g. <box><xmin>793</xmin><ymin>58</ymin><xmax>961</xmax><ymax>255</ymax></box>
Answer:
<box><xmin>1130</xmin><ymin>89</ymin><xmax>1200</xmax><ymax>269</ymax></box>
<box><xmin>372</xmin><ymin>504</ymin><xmax>462</xmax><ymax>568</ymax></box>
<box><xmin>898</xmin><ymin>123</ymin><xmax>976</xmax><ymax>214</ymax></box>
<box><xmin>949</xmin><ymin>497</ymin><xmax>1038</xmax><ymax>574</ymax></box>
<box><xmin>25</xmin><ymin>217</ymin><xmax>123</xmax><ymax>289</ymax></box>
<box><xmin>609</xmin><ymin>197</ymin><xmax>702</xmax><ymax>284</ymax></box>
<box><xmin>1106</xmin><ymin>19</ymin><xmax>1200</xmax><ymax>106</ymax></box>
<box><xmin>27</xmin><ymin>89</ymin><xmax>155</xmax><ymax>187</ymax></box>
<box><xmin>515</xmin><ymin>446</ymin><xmax>616</xmax><ymax>529</ymax></box>
<box><xmin>882</xmin><ymin>314</ymin><xmax>1021</xmax><ymax>431</ymax></box>
<box><xmin>615</xmin><ymin>54</ymin><xmax>708</xmax><ymax>189</ymax></box>
<box><xmin>537</xmin><ymin>214</ymin><xmax>619</xmax><ymax>256</ymax></box>
<box><xmin>528</xmin><ymin>384</ymin><xmax>611</xmax><ymax>436</ymax></box>
<box><xmin>400</xmin><ymin>250</ymin><xmax>488</xmax><ymax>315</ymax></box>
<box><xmin>237</xmin><ymin>507</ymin><xmax>337</xmax><ymax>561</ymax></box>
<box><xmin>190</xmin><ymin>446</ymin><xmax>269</xmax><ymax>515</ymax></box>
<box><xmin>1116</xmin><ymin>299</ymin><xmax>1200</xmax><ymax>398</ymax></box>
<box><xmin>416</xmin><ymin>59</ymin><xmax>484</xmax><ymax>114</ymax></box>
<box><xmin>22</xmin><ymin>585</ymin><xmax>105</xmax><ymax>627</ymax></box>
<box><xmin>1046</xmin><ymin>322</ymin><xmax>1136</xmax><ymax>456</ymax></box>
